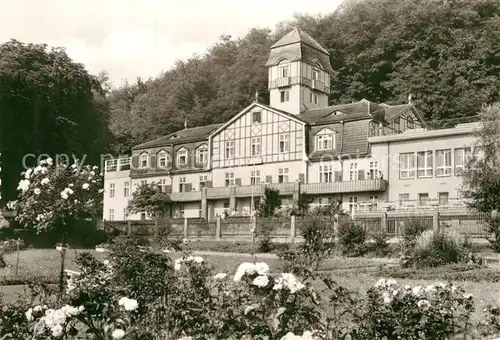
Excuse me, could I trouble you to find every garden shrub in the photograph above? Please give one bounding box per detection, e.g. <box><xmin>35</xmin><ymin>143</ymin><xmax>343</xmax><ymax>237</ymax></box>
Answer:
<box><xmin>337</xmin><ymin>219</ymin><xmax>366</xmax><ymax>257</ymax></box>
<box><xmin>368</xmin><ymin>231</ymin><xmax>390</xmax><ymax>257</ymax></box>
<box><xmin>257</xmin><ymin>220</ymin><xmax>274</xmax><ymax>253</ymax></box>
<box><xmin>400</xmin><ymin>218</ymin><xmax>432</xmax><ymax>267</ymax></box>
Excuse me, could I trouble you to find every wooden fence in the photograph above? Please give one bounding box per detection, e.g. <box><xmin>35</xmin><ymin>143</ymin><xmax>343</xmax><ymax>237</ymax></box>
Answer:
<box><xmin>104</xmin><ymin>209</ymin><xmax>492</xmax><ymax>243</ymax></box>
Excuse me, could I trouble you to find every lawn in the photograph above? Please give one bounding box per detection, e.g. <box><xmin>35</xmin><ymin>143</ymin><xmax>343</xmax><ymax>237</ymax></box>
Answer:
<box><xmin>0</xmin><ymin>248</ymin><xmax>498</xmax><ymax>322</ymax></box>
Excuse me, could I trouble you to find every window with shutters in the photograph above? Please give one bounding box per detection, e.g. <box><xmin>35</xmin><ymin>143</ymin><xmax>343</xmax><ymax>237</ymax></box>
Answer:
<box><xmin>454</xmin><ymin>147</ymin><xmax>471</xmax><ymax>176</ymax></box>
<box><xmin>179</xmin><ymin>177</ymin><xmax>187</xmax><ymax>192</ymax></box>
<box><xmin>225</xmin><ymin>141</ymin><xmax>235</xmax><ymax>159</ymax></box>
<box><xmin>417</xmin><ymin>151</ymin><xmax>433</xmax><ymax>178</ymax></box>
<box><xmin>349</xmin><ymin>163</ymin><xmax>359</xmax><ymax>181</ymax></box>
<box><xmin>109</xmin><ymin>183</ymin><xmax>115</xmax><ymax>198</ymax></box>
<box><xmin>251</xmin><ymin>137</ymin><xmax>261</xmax><ymax>156</ymax></box>
<box><xmin>435</xmin><ymin>149</ymin><xmax>452</xmax><ymax>177</ymax></box>
<box><xmin>278</xmin><ymin>168</ymin><xmax>289</xmax><ymax>183</ymax></box>
<box><xmin>123</xmin><ymin>181</ymin><xmax>130</xmax><ymax>197</ymax></box>
<box><xmin>316</xmin><ymin>128</ymin><xmax>335</xmax><ymax>151</ymax></box>
<box><xmin>177</xmin><ymin>148</ymin><xmax>188</xmax><ymax>167</ymax></box>
<box><xmin>139</xmin><ymin>153</ymin><xmax>148</xmax><ymax>169</ymax></box>
<box><xmin>319</xmin><ymin>165</ymin><xmax>333</xmax><ymax>183</ymax></box>
<box><xmin>279</xmin><ymin>134</ymin><xmax>289</xmax><ymax>153</ymax></box>
<box><xmin>280</xmin><ymin>91</ymin><xmax>290</xmax><ymax>103</ymax></box>
<box><xmin>250</xmin><ymin>170</ymin><xmax>260</xmax><ymax>185</ymax></box>
<box><xmin>225</xmin><ymin>172</ymin><xmax>235</xmax><ymax>187</ymax></box>
<box><xmin>399</xmin><ymin>153</ymin><xmax>416</xmax><ymax>179</ymax></box>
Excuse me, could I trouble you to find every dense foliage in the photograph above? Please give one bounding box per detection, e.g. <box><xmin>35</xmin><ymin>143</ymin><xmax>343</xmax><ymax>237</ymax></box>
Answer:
<box><xmin>127</xmin><ymin>182</ymin><xmax>170</xmax><ymax>219</ymax></box>
<box><xmin>2</xmin><ymin>238</ymin><xmax>500</xmax><ymax>339</ymax></box>
<box><xmin>0</xmin><ymin>41</ymin><xmax>110</xmax><ymax>203</ymax></box>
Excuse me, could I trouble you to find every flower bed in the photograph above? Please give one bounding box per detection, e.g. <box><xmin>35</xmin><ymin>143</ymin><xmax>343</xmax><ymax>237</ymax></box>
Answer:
<box><xmin>1</xmin><ymin>240</ymin><xmax>499</xmax><ymax>339</ymax></box>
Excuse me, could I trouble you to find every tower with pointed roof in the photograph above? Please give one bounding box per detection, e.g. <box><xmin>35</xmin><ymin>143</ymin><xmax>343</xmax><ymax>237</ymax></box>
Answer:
<box><xmin>265</xmin><ymin>28</ymin><xmax>334</xmax><ymax>115</ymax></box>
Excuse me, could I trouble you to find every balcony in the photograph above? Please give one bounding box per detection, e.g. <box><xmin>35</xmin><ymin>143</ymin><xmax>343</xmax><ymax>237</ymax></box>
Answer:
<box><xmin>235</xmin><ymin>185</ymin><xmax>263</xmax><ymax>197</ymax></box>
<box><xmin>105</xmin><ymin>158</ymin><xmax>130</xmax><ymax>172</ymax></box>
<box><xmin>311</xmin><ymin>79</ymin><xmax>324</xmax><ymax>91</ymax></box>
<box><xmin>302</xmin><ymin>179</ymin><xmax>388</xmax><ymax>195</ymax></box>
<box><xmin>206</xmin><ymin>186</ymin><xmax>231</xmax><ymax>199</ymax></box>
<box><xmin>169</xmin><ymin>191</ymin><xmax>202</xmax><ymax>202</ymax></box>
<box><xmin>268</xmin><ymin>182</ymin><xmax>297</xmax><ymax>195</ymax></box>
<box><xmin>275</xmin><ymin>77</ymin><xmax>291</xmax><ymax>88</ymax></box>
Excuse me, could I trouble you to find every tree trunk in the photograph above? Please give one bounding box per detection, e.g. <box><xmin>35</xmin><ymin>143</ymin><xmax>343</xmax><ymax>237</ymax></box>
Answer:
<box><xmin>58</xmin><ymin>223</ymin><xmax>68</xmax><ymax>301</ymax></box>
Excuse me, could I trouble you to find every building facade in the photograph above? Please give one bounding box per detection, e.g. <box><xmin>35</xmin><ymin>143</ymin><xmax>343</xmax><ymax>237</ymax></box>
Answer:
<box><xmin>102</xmin><ymin>28</ymin><xmax>480</xmax><ymax>221</ymax></box>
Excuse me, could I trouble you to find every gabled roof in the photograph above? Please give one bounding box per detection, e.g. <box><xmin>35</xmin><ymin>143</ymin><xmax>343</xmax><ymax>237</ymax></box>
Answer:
<box><xmin>210</xmin><ymin>102</ymin><xmax>306</xmax><ymax>138</ymax></box>
<box><xmin>299</xmin><ymin>99</ymin><xmax>426</xmax><ymax>127</ymax></box>
<box><xmin>265</xmin><ymin>28</ymin><xmax>334</xmax><ymax>74</ymax></box>
<box><xmin>271</xmin><ymin>28</ymin><xmax>329</xmax><ymax>55</ymax></box>
<box><xmin>132</xmin><ymin>123</ymin><xmax>223</xmax><ymax>150</ymax></box>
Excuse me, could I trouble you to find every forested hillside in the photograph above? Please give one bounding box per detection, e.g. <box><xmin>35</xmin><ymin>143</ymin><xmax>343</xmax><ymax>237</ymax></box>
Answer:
<box><xmin>108</xmin><ymin>0</ymin><xmax>500</xmax><ymax>153</ymax></box>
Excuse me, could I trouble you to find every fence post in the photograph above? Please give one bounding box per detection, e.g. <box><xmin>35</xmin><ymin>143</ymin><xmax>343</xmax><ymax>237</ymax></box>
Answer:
<box><xmin>290</xmin><ymin>215</ymin><xmax>296</xmax><ymax>243</ymax></box>
<box><xmin>216</xmin><ymin>217</ymin><xmax>221</xmax><ymax>241</ymax></box>
<box><xmin>127</xmin><ymin>220</ymin><xmax>132</xmax><ymax>235</ymax></box>
<box><xmin>381</xmin><ymin>212</ymin><xmax>387</xmax><ymax>233</ymax></box>
<box><xmin>433</xmin><ymin>209</ymin><xmax>440</xmax><ymax>233</ymax></box>
<box><xmin>183</xmin><ymin>218</ymin><xmax>188</xmax><ymax>239</ymax></box>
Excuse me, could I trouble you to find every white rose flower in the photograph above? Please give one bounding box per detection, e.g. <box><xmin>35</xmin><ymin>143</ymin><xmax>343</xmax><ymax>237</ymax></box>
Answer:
<box><xmin>174</xmin><ymin>258</ymin><xmax>182</xmax><ymax>271</ymax></box>
<box><xmin>33</xmin><ymin>166</ymin><xmax>43</xmax><ymax>174</ymax></box>
<box><xmin>89</xmin><ymin>171</ymin><xmax>95</xmax><ymax>176</ymax></box>
<box><xmin>33</xmin><ymin>305</ymin><xmax>43</xmax><ymax>313</ymax></box>
<box><xmin>234</xmin><ymin>262</ymin><xmax>256</xmax><ymax>282</ymax></box>
<box><xmin>252</xmin><ymin>275</ymin><xmax>269</xmax><ymax>287</ymax></box>
<box><xmin>417</xmin><ymin>299</ymin><xmax>431</xmax><ymax>310</ymax></box>
<box><xmin>82</xmin><ymin>183</ymin><xmax>90</xmax><ymax>190</ymax></box>
<box><xmin>382</xmin><ymin>291</ymin><xmax>392</xmax><ymax>304</ymax></box>
<box><xmin>112</xmin><ymin>329</ymin><xmax>125</xmax><ymax>340</ymax></box>
<box><xmin>412</xmin><ymin>286</ymin><xmax>423</xmax><ymax>296</ymax></box>
<box><xmin>34</xmin><ymin>188</ymin><xmax>41</xmax><ymax>195</ymax></box>
<box><xmin>213</xmin><ymin>273</ymin><xmax>228</xmax><ymax>280</ymax></box>
<box><xmin>24</xmin><ymin>168</ymin><xmax>33</xmax><ymax>179</ymax></box>
<box><xmin>60</xmin><ymin>191</ymin><xmax>69</xmax><ymax>200</ymax></box>
<box><xmin>118</xmin><ymin>297</ymin><xmax>138</xmax><ymax>311</ymax></box>
<box><xmin>193</xmin><ymin>256</ymin><xmax>204</xmax><ymax>263</ymax></box>
<box><xmin>464</xmin><ymin>293</ymin><xmax>473</xmax><ymax>300</ymax></box>
<box><xmin>41</xmin><ymin>178</ymin><xmax>50</xmax><ymax>185</ymax></box>
<box><xmin>51</xmin><ymin>324</ymin><xmax>63</xmax><ymax>337</ymax></box>
<box><xmin>17</xmin><ymin>179</ymin><xmax>30</xmax><ymax>192</ymax></box>
<box><xmin>25</xmin><ymin>308</ymin><xmax>33</xmax><ymax>321</ymax></box>
<box><xmin>46</xmin><ymin>157</ymin><xmax>53</xmax><ymax>165</ymax></box>
<box><xmin>254</xmin><ymin>262</ymin><xmax>269</xmax><ymax>275</ymax></box>
<box><xmin>98</xmin><ymin>189</ymin><xmax>104</xmax><ymax>193</ymax></box>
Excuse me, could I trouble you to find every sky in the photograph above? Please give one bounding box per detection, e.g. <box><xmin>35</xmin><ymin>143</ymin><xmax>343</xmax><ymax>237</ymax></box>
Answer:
<box><xmin>0</xmin><ymin>0</ymin><xmax>342</xmax><ymax>87</ymax></box>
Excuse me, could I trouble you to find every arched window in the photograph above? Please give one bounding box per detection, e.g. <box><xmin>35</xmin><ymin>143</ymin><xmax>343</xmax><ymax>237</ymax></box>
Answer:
<box><xmin>316</xmin><ymin>128</ymin><xmax>336</xmax><ymax>151</ymax></box>
<box><xmin>196</xmin><ymin>144</ymin><xmax>208</xmax><ymax>164</ymax></box>
<box><xmin>139</xmin><ymin>152</ymin><xmax>149</xmax><ymax>169</ymax></box>
<box><xmin>157</xmin><ymin>150</ymin><xmax>169</xmax><ymax>168</ymax></box>
<box><xmin>176</xmin><ymin>147</ymin><xmax>188</xmax><ymax>167</ymax></box>
<box><xmin>278</xmin><ymin>59</ymin><xmax>290</xmax><ymax>78</ymax></box>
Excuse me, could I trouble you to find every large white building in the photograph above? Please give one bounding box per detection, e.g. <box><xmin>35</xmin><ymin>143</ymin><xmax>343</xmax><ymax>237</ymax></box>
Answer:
<box><xmin>103</xmin><ymin>28</ymin><xmax>480</xmax><ymax>221</ymax></box>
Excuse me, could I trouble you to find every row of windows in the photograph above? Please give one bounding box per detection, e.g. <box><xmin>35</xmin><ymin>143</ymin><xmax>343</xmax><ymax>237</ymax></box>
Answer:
<box><xmin>224</xmin><ymin>168</ymin><xmax>290</xmax><ymax>186</ymax></box>
<box><xmin>277</xmin><ymin>59</ymin><xmax>322</xmax><ymax>81</ymax></box>
<box><xmin>398</xmin><ymin>192</ymin><xmax>450</xmax><ymax>206</ymax></box>
<box><xmin>399</xmin><ymin>147</ymin><xmax>470</xmax><ymax>179</ymax></box>
<box><xmin>223</xmin><ymin>134</ymin><xmax>291</xmax><ymax>158</ymax></box>
<box><xmin>138</xmin><ymin>146</ymin><xmax>208</xmax><ymax>169</ymax></box>
<box><xmin>318</xmin><ymin>161</ymin><xmax>381</xmax><ymax>182</ymax></box>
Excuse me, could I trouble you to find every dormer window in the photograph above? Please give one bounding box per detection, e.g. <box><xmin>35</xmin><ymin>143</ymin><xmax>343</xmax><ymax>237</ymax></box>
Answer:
<box><xmin>157</xmin><ymin>150</ymin><xmax>169</xmax><ymax>168</ymax></box>
<box><xmin>196</xmin><ymin>145</ymin><xmax>208</xmax><ymax>164</ymax></box>
<box><xmin>177</xmin><ymin>148</ymin><xmax>188</xmax><ymax>166</ymax></box>
<box><xmin>316</xmin><ymin>128</ymin><xmax>336</xmax><ymax>151</ymax></box>
<box><xmin>139</xmin><ymin>153</ymin><xmax>149</xmax><ymax>169</ymax></box>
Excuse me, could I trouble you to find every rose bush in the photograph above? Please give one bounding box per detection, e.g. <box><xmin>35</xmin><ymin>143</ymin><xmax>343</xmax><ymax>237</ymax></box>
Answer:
<box><xmin>1</xmin><ymin>238</ymin><xmax>500</xmax><ymax>339</ymax></box>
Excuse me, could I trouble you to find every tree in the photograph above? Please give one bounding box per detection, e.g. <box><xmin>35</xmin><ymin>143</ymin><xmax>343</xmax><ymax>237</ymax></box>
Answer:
<box><xmin>0</xmin><ymin>40</ymin><xmax>110</xmax><ymax>204</ymax></box>
<box><xmin>128</xmin><ymin>182</ymin><xmax>171</xmax><ymax>219</ymax></box>
<box><xmin>9</xmin><ymin>157</ymin><xmax>103</xmax><ymax>296</ymax></box>
<box><xmin>258</xmin><ymin>188</ymin><xmax>282</xmax><ymax>218</ymax></box>
<box><xmin>462</xmin><ymin>103</ymin><xmax>500</xmax><ymax>212</ymax></box>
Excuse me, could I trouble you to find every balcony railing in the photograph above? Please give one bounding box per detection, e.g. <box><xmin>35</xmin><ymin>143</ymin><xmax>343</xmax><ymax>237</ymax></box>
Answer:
<box><xmin>356</xmin><ymin>198</ymin><xmax>469</xmax><ymax>213</ymax></box>
<box><xmin>169</xmin><ymin>191</ymin><xmax>202</xmax><ymax>202</ymax></box>
<box><xmin>311</xmin><ymin>79</ymin><xmax>324</xmax><ymax>91</ymax></box>
<box><xmin>302</xmin><ymin>179</ymin><xmax>388</xmax><ymax>195</ymax></box>
<box><xmin>235</xmin><ymin>185</ymin><xmax>263</xmax><ymax>197</ymax></box>
<box><xmin>105</xmin><ymin>158</ymin><xmax>130</xmax><ymax>172</ymax></box>
<box><xmin>206</xmin><ymin>186</ymin><xmax>231</xmax><ymax>198</ymax></box>
<box><xmin>268</xmin><ymin>182</ymin><xmax>297</xmax><ymax>195</ymax></box>
<box><xmin>275</xmin><ymin>77</ymin><xmax>291</xmax><ymax>88</ymax></box>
